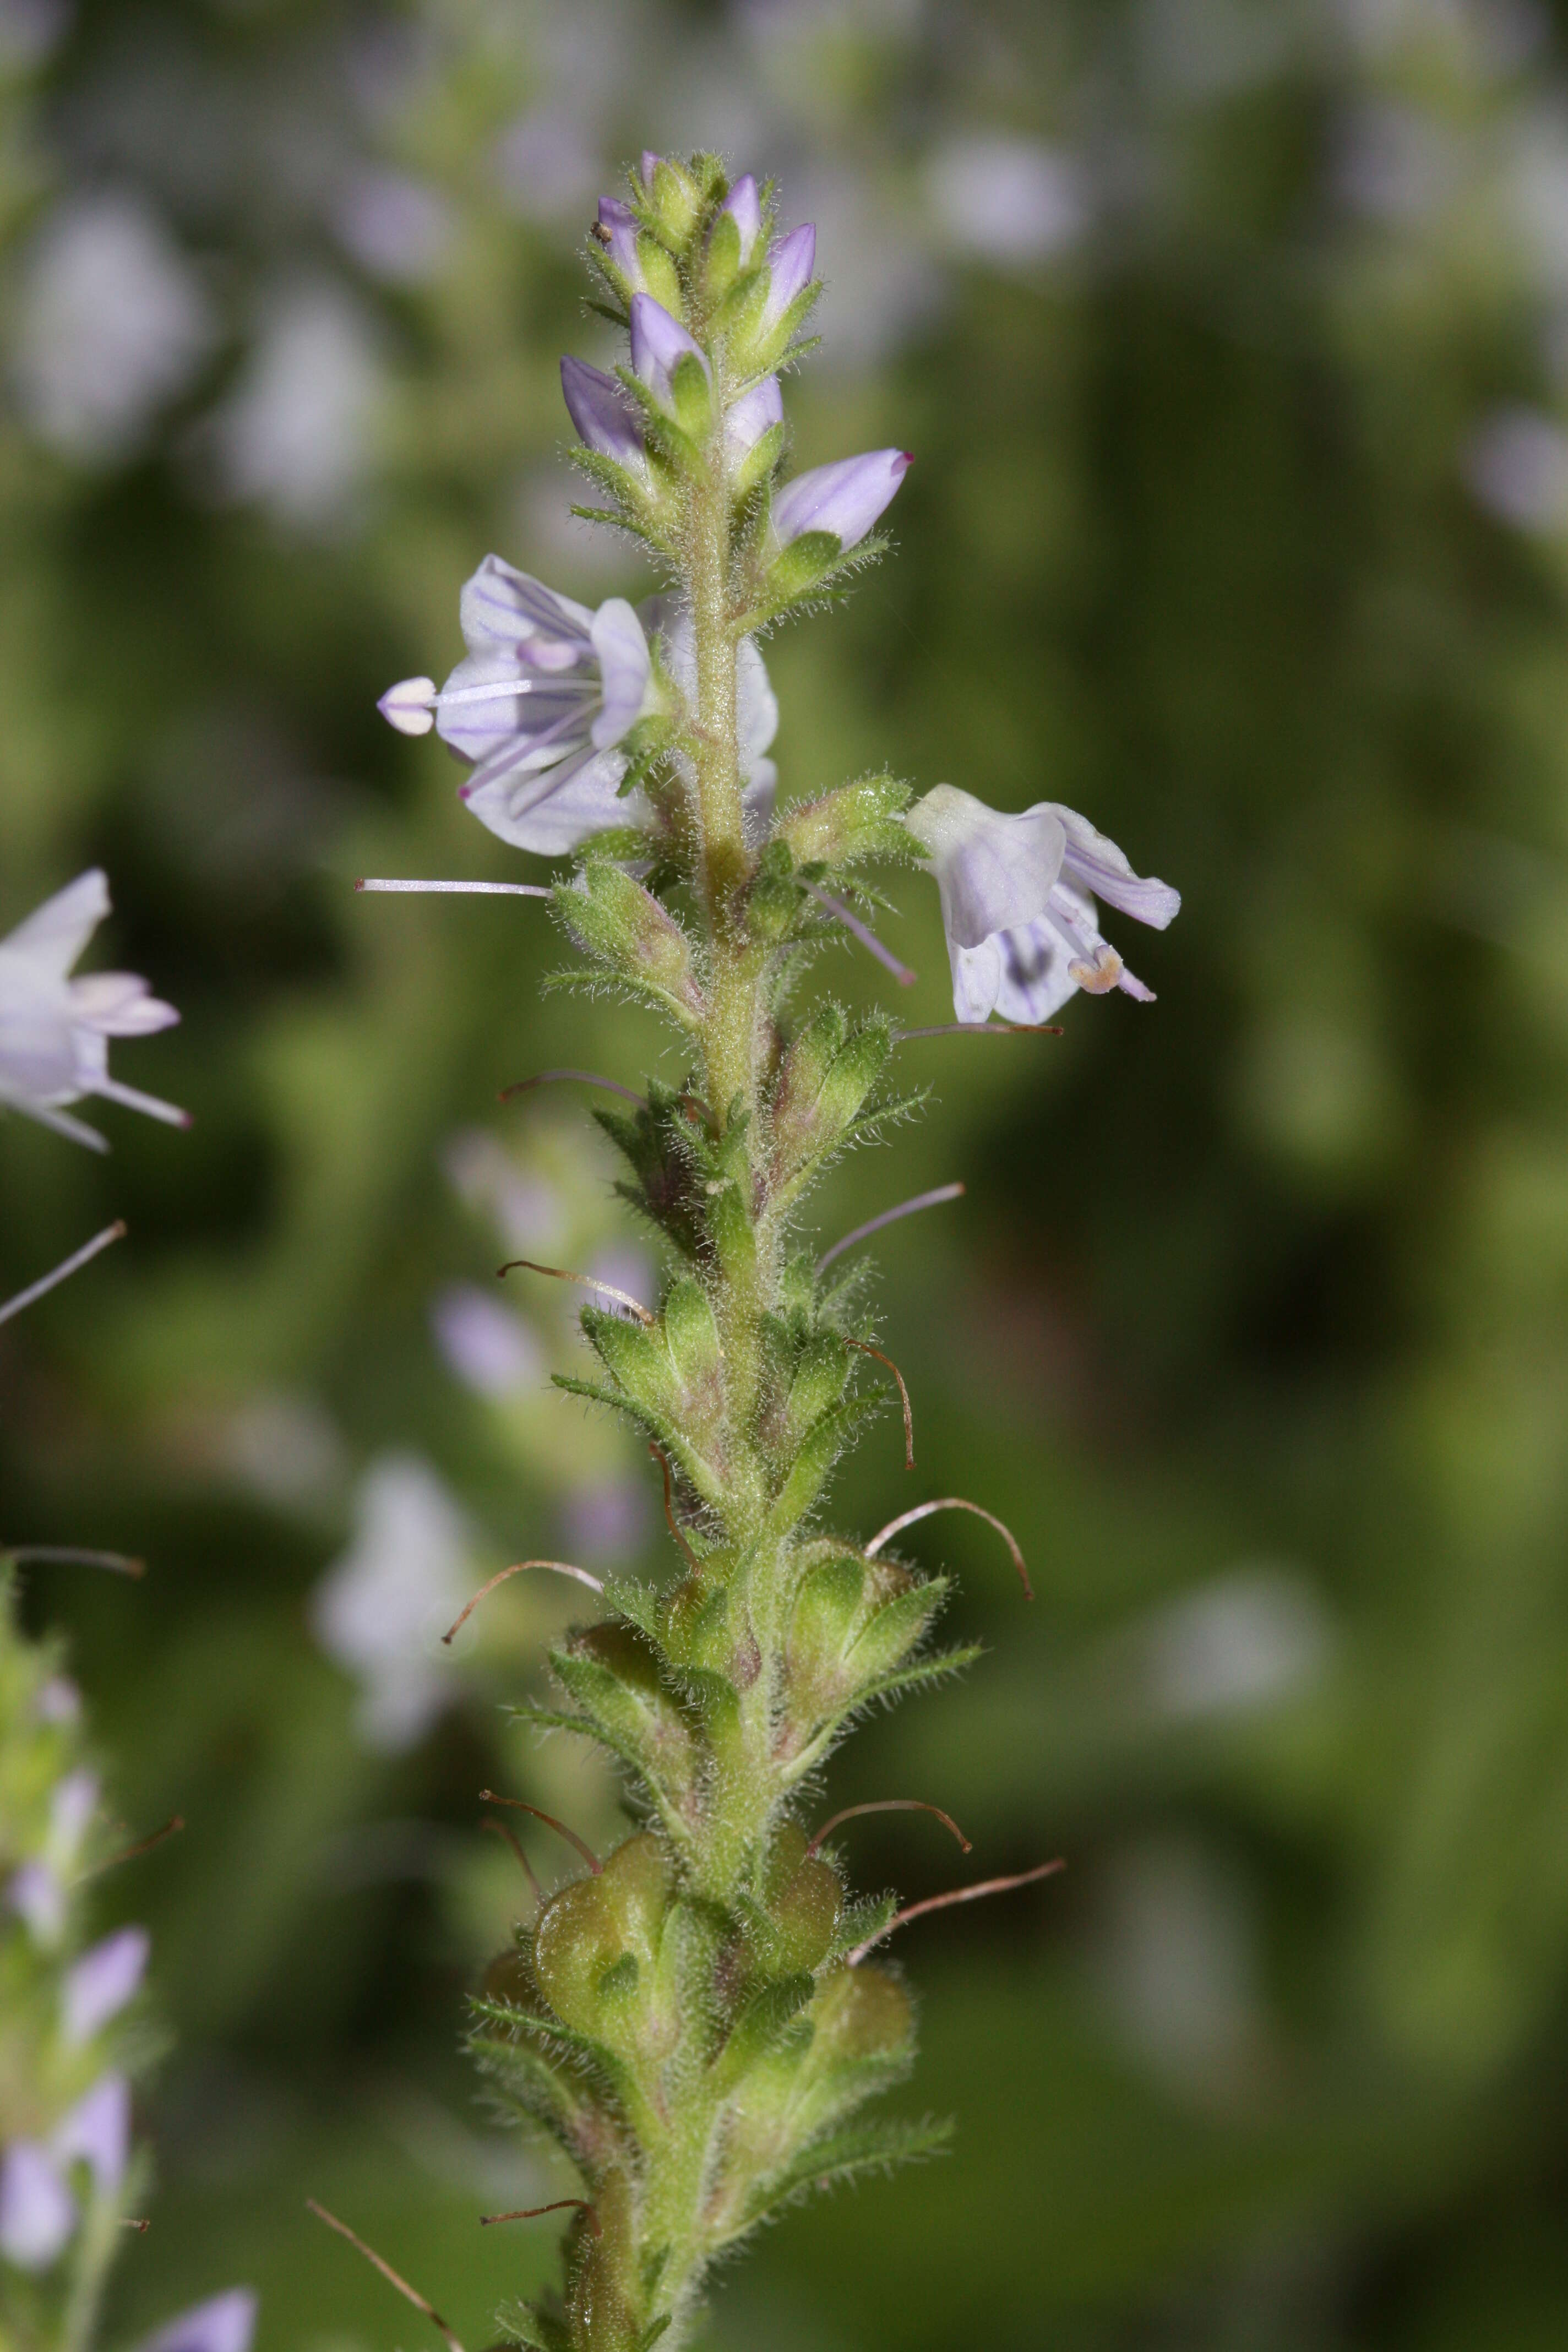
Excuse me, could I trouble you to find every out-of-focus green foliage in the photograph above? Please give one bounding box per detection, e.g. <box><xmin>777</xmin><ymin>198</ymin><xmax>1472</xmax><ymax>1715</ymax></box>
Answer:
<box><xmin>7</xmin><ymin>0</ymin><xmax>1568</xmax><ymax>2345</ymax></box>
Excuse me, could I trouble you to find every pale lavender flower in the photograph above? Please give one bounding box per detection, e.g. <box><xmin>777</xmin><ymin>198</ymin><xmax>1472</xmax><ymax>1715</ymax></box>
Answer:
<box><xmin>721</xmin><ymin>173</ymin><xmax>764</xmax><ymax>263</ymax></box>
<box><xmin>7</xmin><ymin>1766</ymin><xmax>100</xmax><ymax>1945</ymax></box>
<box><xmin>309</xmin><ymin>1456</ymin><xmax>471</xmax><ymax>1752</ymax></box>
<box><xmin>0</xmin><ymin>871</ymin><xmax>184</xmax><ymax>1151</ymax></box>
<box><xmin>560</xmin><ymin>356</ymin><xmax>646</xmax><ymax>474</ymax></box>
<box><xmin>62</xmin><ymin>1925</ymin><xmax>149</xmax><ymax>2044</ymax></box>
<box><xmin>629</xmin><ymin>293</ymin><xmax>709</xmax><ymax>413</ymax></box>
<box><xmin>0</xmin><ymin>2143</ymin><xmax>73</xmax><ymax>2268</ymax></box>
<box><xmin>907</xmin><ymin>785</ymin><xmax>1179</xmax><ymax>1023</ymax></box>
<box><xmin>431</xmin><ymin>1282</ymin><xmax>543</xmax><ymax>1398</ymax></box>
<box><xmin>52</xmin><ymin>2072</ymin><xmax>130</xmax><ymax>2188</ymax></box>
<box><xmin>132</xmin><ymin>2290</ymin><xmax>259</xmax><ymax>2352</ymax></box>
<box><xmin>725</xmin><ymin>375</ymin><xmax>783</xmax><ymax>462</ymax></box>
<box><xmin>378</xmin><ymin>558</ymin><xmax>660</xmax><ymax>857</ymax></box>
<box><xmin>761</xmin><ymin>221</ymin><xmax>816</xmax><ymax>330</ymax></box>
<box><xmin>772</xmin><ymin>449</ymin><xmax>911</xmax><ymax>551</ymax></box>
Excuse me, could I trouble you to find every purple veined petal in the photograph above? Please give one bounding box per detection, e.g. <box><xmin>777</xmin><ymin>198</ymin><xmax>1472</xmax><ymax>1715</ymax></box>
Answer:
<box><xmin>457</xmin><ymin>554</ymin><xmax>595</xmax><ymax>661</ymax></box>
<box><xmin>62</xmin><ymin>1925</ymin><xmax>149</xmax><ymax>2044</ymax></box>
<box><xmin>595</xmin><ymin>195</ymin><xmax>642</xmax><ymax>281</ymax></box>
<box><xmin>721</xmin><ymin>173</ymin><xmax>763</xmax><ymax>263</ymax></box>
<box><xmin>761</xmin><ymin>222</ymin><xmax>815</xmax><ymax>328</ymax></box>
<box><xmin>724</xmin><ymin>375</ymin><xmax>783</xmax><ymax>460</ymax></box>
<box><xmin>0</xmin><ymin>870</ymin><xmax>110</xmax><ymax>977</ymax></box>
<box><xmin>0</xmin><ymin>2142</ymin><xmax>74</xmax><ymax>2269</ymax></box>
<box><xmin>68</xmin><ymin>972</ymin><xmax>180</xmax><ymax>1037</ymax></box>
<box><xmin>628</xmin><ymin>293</ymin><xmax>709</xmax><ymax>409</ymax></box>
<box><xmin>911</xmin><ymin>788</ymin><xmax>1066</xmax><ymax>950</ymax></box>
<box><xmin>1047</xmin><ymin>803</ymin><xmax>1181</xmax><ymax>929</ymax></box>
<box><xmin>988</xmin><ymin>916</ymin><xmax>1081</xmax><ymax>1025</ymax></box>
<box><xmin>433</xmin><ymin>654</ymin><xmax>596</xmax><ymax>768</ymax></box>
<box><xmin>589</xmin><ymin>598</ymin><xmax>652</xmax><ymax>748</ymax></box>
<box><xmin>771</xmin><ymin>449</ymin><xmax>912</xmax><ymax>551</ymax></box>
<box><xmin>462</xmin><ymin>742</ymin><xmax>649</xmax><ymax>858</ymax></box>
<box><xmin>130</xmin><ymin>2289</ymin><xmax>259</xmax><ymax>2352</ymax></box>
<box><xmin>53</xmin><ymin>2071</ymin><xmax>130</xmax><ymax>2190</ymax></box>
<box><xmin>560</xmin><ymin>357</ymin><xmax>645</xmax><ymax>471</ymax></box>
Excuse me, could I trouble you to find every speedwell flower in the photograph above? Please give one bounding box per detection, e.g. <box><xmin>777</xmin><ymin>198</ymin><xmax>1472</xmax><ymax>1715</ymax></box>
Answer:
<box><xmin>0</xmin><ymin>872</ymin><xmax>184</xmax><ymax>1151</ymax></box>
<box><xmin>378</xmin><ymin>557</ymin><xmax>663</xmax><ymax>857</ymax></box>
<box><xmin>907</xmin><ymin>784</ymin><xmax>1179</xmax><ymax>1023</ymax></box>
<box><xmin>772</xmin><ymin>448</ymin><xmax>911</xmax><ymax>552</ymax></box>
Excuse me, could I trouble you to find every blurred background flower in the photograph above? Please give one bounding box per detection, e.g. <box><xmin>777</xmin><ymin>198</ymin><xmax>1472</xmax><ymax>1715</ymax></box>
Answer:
<box><xmin>7</xmin><ymin>0</ymin><xmax>1568</xmax><ymax>2346</ymax></box>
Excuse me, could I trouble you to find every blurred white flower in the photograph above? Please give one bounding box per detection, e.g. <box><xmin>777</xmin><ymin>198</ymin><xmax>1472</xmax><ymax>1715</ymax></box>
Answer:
<box><xmin>431</xmin><ymin>1283</ymin><xmax>544</xmax><ymax>1398</ymax></box>
<box><xmin>12</xmin><ymin>192</ymin><xmax>212</xmax><ymax>460</ymax></box>
<box><xmin>0</xmin><ymin>869</ymin><xmax>185</xmax><ymax>1151</ymax></box>
<box><xmin>333</xmin><ymin>168</ymin><xmax>455</xmax><ymax>284</ymax></box>
<box><xmin>1143</xmin><ymin>1567</ymin><xmax>1330</xmax><ymax>1720</ymax></box>
<box><xmin>210</xmin><ymin>283</ymin><xmax>384</xmax><ymax>529</ymax></box>
<box><xmin>310</xmin><ymin>1456</ymin><xmax>471</xmax><ymax>1752</ymax></box>
<box><xmin>1464</xmin><ymin>404</ymin><xmax>1568</xmax><ymax>530</ymax></box>
<box><xmin>925</xmin><ymin>135</ymin><xmax>1087</xmax><ymax>263</ymax></box>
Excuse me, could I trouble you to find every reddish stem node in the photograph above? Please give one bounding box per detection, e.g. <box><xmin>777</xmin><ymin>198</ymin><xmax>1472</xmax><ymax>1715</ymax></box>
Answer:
<box><xmin>864</xmin><ymin>1496</ymin><xmax>1032</xmax><ymax>1600</ymax></box>
<box><xmin>805</xmin><ymin>1798</ymin><xmax>971</xmax><ymax>1861</ymax></box>
<box><xmin>479</xmin><ymin>1792</ymin><xmax>601</xmax><ymax>1875</ymax></box>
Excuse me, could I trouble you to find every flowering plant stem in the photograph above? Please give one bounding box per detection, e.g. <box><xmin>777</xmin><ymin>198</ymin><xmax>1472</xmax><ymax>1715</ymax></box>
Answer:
<box><xmin>362</xmin><ymin>148</ymin><xmax>1178</xmax><ymax>2352</ymax></box>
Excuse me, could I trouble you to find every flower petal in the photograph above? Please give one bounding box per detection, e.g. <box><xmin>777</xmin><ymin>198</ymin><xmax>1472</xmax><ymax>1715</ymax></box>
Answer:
<box><xmin>595</xmin><ymin>195</ymin><xmax>642</xmax><ymax>282</ymax></box>
<box><xmin>1048</xmin><ymin>804</ymin><xmax>1180</xmax><ymax>929</ymax></box>
<box><xmin>62</xmin><ymin>1927</ymin><xmax>149</xmax><ymax>2045</ymax></box>
<box><xmin>908</xmin><ymin>785</ymin><xmax>1067</xmax><ymax>949</ymax></box>
<box><xmin>588</xmin><ymin>598</ymin><xmax>652</xmax><ymax>748</ymax></box>
<box><xmin>772</xmin><ymin>449</ymin><xmax>911</xmax><ymax>550</ymax></box>
<box><xmin>458</xmin><ymin>553</ymin><xmax>595</xmax><ymax>661</ymax></box>
<box><xmin>629</xmin><ymin>293</ymin><xmax>709</xmax><ymax>409</ymax></box>
<box><xmin>462</xmin><ymin>744</ymin><xmax>649</xmax><ymax>858</ymax></box>
<box><xmin>725</xmin><ymin>375</ymin><xmax>782</xmax><ymax>460</ymax></box>
<box><xmin>130</xmin><ymin>2290</ymin><xmax>259</xmax><ymax>2352</ymax></box>
<box><xmin>990</xmin><ymin>915</ymin><xmax>1081</xmax><ymax>1023</ymax></box>
<box><xmin>762</xmin><ymin>222</ymin><xmax>815</xmax><ymax>327</ymax></box>
<box><xmin>0</xmin><ymin>2143</ymin><xmax>74</xmax><ymax>2269</ymax></box>
<box><xmin>560</xmin><ymin>356</ymin><xmax>645</xmax><ymax>470</ymax></box>
<box><xmin>68</xmin><ymin>973</ymin><xmax>180</xmax><ymax>1036</ymax></box>
<box><xmin>721</xmin><ymin>173</ymin><xmax>763</xmax><ymax>263</ymax></box>
<box><xmin>53</xmin><ymin>2072</ymin><xmax>130</xmax><ymax>2189</ymax></box>
<box><xmin>0</xmin><ymin>870</ymin><xmax>109</xmax><ymax>977</ymax></box>
<box><xmin>737</xmin><ymin>636</ymin><xmax>780</xmax><ymax>772</ymax></box>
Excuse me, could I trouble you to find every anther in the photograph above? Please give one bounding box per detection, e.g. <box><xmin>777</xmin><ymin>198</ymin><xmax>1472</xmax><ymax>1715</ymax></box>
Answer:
<box><xmin>846</xmin><ymin>1858</ymin><xmax>1065</xmax><ymax>1966</ymax></box>
<box><xmin>864</xmin><ymin>1495</ymin><xmax>1032</xmax><ymax>1600</ymax></box>
<box><xmin>0</xmin><ymin>1222</ymin><xmax>127</xmax><ymax>1328</ymax></box>
<box><xmin>480</xmin><ymin>2199</ymin><xmax>601</xmax><ymax>2237</ymax></box>
<box><xmin>307</xmin><ymin>2200</ymin><xmax>467</xmax><ymax>2352</ymax></box>
<box><xmin>479</xmin><ymin>1792</ymin><xmax>601</xmax><ymax>1875</ymax></box>
<box><xmin>816</xmin><ymin>1184</ymin><xmax>964</xmax><ymax>1276</ymax></box>
<box><xmin>497</xmin><ymin>1256</ymin><xmax>656</xmax><ymax>1325</ymax></box>
<box><xmin>499</xmin><ymin>1068</ymin><xmax>647</xmax><ymax>1107</ymax></box>
<box><xmin>649</xmin><ymin>1442</ymin><xmax>700</xmax><ymax>1570</ymax></box>
<box><xmin>805</xmin><ymin>1799</ymin><xmax>971</xmax><ymax>1861</ymax></box>
<box><xmin>845</xmin><ymin>1338</ymin><xmax>914</xmax><ymax>1470</ymax></box>
<box><xmin>377</xmin><ymin>677</ymin><xmax>437</xmax><ymax>734</ymax></box>
<box><xmin>442</xmin><ymin>1559</ymin><xmax>603</xmax><ymax>1647</ymax></box>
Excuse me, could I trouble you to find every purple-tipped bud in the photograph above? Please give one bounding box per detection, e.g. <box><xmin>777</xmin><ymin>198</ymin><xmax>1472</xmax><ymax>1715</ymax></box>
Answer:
<box><xmin>772</xmin><ymin>449</ymin><xmax>912</xmax><ymax>550</ymax></box>
<box><xmin>561</xmin><ymin>356</ymin><xmax>646</xmax><ymax>470</ymax></box>
<box><xmin>639</xmin><ymin>152</ymin><xmax>661</xmax><ymax>190</ymax></box>
<box><xmin>725</xmin><ymin>375</ymin><xmax>784</xmax><ymax>461</ymax></box>
<box><xmin>763</xmin><ymin>222</ymin><xmax>816</xmax><ymax>328</ymax></box>
<box><xmin>629</xmin><ymin>292</ymin><xmax>709</xmax><ymax>410</ymax></box>
<box><xmin>721</xmin><ymin>173</ymin><xmax>763</xmax><ymax>264</ymax></box>
<box><xmin>596</xmin><ymin>195</ymin><xmax>641</xmax><ymax>282</ymax></box>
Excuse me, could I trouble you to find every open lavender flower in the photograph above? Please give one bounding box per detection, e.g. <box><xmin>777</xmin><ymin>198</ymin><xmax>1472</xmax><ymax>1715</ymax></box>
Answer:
<box><xmin>907</xmin><ymin>784</ymin><xmax>1179</xmax><ymax>1022</ymax></box>
<box><xmin>0</xmin><ymin>871</ymin><xmax>184</xmax><ymax>1151</ymax></box>
<box><xmin>378</xmin><ymin>558</ymin><xmax>662</xmax><ymax>857</ymax></box>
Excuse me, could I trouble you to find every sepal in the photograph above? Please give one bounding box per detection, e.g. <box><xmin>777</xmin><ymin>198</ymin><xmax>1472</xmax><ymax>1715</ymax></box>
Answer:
<box><xmin>554</xmin><ymin>869</ymin><xmax>705</xmax><ymax>1029</ymax></box>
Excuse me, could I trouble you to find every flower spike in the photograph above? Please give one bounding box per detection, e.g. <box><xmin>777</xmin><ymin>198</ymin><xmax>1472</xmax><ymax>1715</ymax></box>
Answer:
<box><xmin>865</xmin><ymin>1495</ymin><xmax>1032</xmax><ymax>1599</ymax></box>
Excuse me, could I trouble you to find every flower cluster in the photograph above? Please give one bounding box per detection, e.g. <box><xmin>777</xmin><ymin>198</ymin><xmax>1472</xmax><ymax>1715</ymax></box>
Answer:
<box><xmin>358</xmin><ymin>148</ymin><xmax>1183</xmax><ymax>2352</ymax></box>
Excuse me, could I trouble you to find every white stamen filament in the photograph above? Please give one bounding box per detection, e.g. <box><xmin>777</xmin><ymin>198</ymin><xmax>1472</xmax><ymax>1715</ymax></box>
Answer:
<box><xmin>433</xmin><ymin>677</ymin><xmax>596</xmax><ymax>709</ymax></box>
<box><xmin>92</xmin><ymin>1077</ymin><xmax>189</xmax><ymax>1128</ymax></box>
<box><xmin>355</xmin><ymin>880</ymin><xmax>554</xmax><ymax>897</ymax></box>
<box><xmin>0</xmin><ymin>1221</ymin><xmax>127</xmax><ymax>1327</ymax></box>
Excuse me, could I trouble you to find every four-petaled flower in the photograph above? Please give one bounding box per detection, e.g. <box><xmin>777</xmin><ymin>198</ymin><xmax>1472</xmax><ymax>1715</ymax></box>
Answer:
<box><xmin>907</xmin><ymin>784</ymin><xmax>1179</xmax><ymax>1023</ymax></box>
<box><xmin>0</xmin><ymin>872</ymin><xmax>185</xmax><ymax>1151</ymax></box>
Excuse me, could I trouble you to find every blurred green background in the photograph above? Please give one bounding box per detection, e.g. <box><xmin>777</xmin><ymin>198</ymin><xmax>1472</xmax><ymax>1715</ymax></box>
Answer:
<box><xmin>7</xmin><ymin>0</ymin><xmax>1568</xmax><ymax>2344</ymax></box>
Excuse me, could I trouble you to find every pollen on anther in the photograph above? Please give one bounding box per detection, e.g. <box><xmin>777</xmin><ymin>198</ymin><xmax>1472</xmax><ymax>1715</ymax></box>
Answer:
<box><xmin>378</xmin><ymin>677</ymin><xmax>438</xmax><ymax>736</ymax></box>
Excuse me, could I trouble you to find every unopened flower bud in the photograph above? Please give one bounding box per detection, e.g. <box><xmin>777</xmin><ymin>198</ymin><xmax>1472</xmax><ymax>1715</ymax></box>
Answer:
<box><xmin>629</xmin><ymin>293</ymin><xmax>712</xmax><ymax>429</ymax></box>
<box><xmin>773</xmin><ymin>450</ymin><xmax>911</xmax><ymax>552</ymax></box>
<box><xmin>561</xmin><ymin>358</ymin><xmax>647</xmax><ymax>474</ymax></box>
